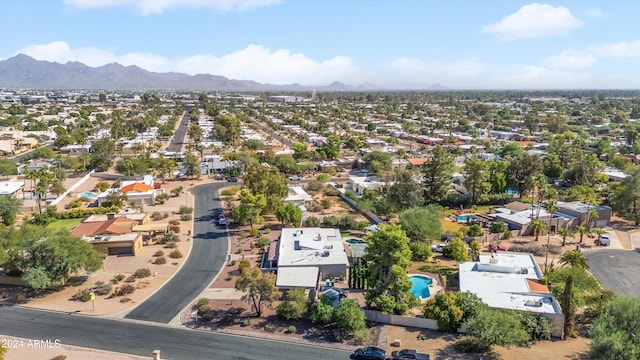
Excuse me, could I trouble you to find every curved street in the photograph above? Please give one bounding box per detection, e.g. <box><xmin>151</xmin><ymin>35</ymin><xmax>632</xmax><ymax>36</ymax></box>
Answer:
<box><xmin>583</xmin><ymin>249</ymin><xmax>640</xmax><ymax>297</ymax></box>
<box><xmin>125</xmin><ymin>182</ymin><xmax>228</xmax><ymax>323</ymax></box>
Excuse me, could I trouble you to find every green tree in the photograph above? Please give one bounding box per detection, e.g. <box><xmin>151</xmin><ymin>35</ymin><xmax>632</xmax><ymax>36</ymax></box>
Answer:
<box><xmin>557</xmin><ymin>227</ymin><xmax>574</xmax><ymax>247</ymax></box>
<box><xmin>274</xmin><ymin>203</ymin><xmax>302</xmax><ymax>226</ymax></box>
<box><xmin>529</xmin><ymin>219</ymin><xmax>547</xmax><ymax>242</ymax></box>
<box><xmin>22</xmin><ymin>267</ymin><xmax>52</xmax><ymax>290</ymax></box>
<box><xmin>464</xmin><ymin>308</ymin><xmax>529</xmax><ymax>350</ymax></box>
<box><xmin>609</xmin><ymin>168</ymin><xmax>640</xmax><ymax>225</ymax></box>
<box><xmin>235</xmin><ymin>266</ymin><xmax>277</xmax><ymax>317</ymax></box>
<box><xmin>0</xmin><ymin>196</ymin><xmax>21</xmax><ymax>226</ymax></box>
<box><xmin>399</xmin><ymin>205</ymin><xmax>443</xmax><ymax>243</ymax></box>
<box><xmin>243</xmin><ymin>163</ymin><xmax>289</xmax><ymax>212</ymax></box>
<box><xmin>233</xmin><ymin>189</ymin><xmax>266</xmax><ymax>227</ymax></box>
<box><xmin>507</xmin><ymin>153</ymin><xmax>542</xmax><ymax>198</ymax></box>
<box><xmin>310</xmin><ymin>294</ymin><xmax>336</xmax><ymax>324</ymax></box>
<box><xmin>442</xmin><ymin>237</ymin><xmax>469</xmax><ymax>262</ymax></box>
<box><xmin>334</xmin><ymin>298</ymin><xmax>367</xmax><ymax>334</ymax></box>
<box><xmin>559</xmin><ymin>250</ymin><xmax>589</xmax><ymax>270</ymax></box>
<box><xmin>487</xmin><ymin>160</ymin><xmax>508</xmax><ymax>194</ymax></box>
<box><xmin>182</xmin><ymin>152</ymin><xmax>201</xmax><ymax>179</ymax></box>
<box><xmin>575</xmin><ymin>225</ymin><xmax>591</xmax><ymax>244</ymax></box>
<box><xmin>560</xmin><ymin>275</ymin><xmax>576</xmax><ymax>337</ymax></box>
<box><xmin>364</xmin><ymin>224</ymin><xmax>417</xmax><ymax>314</ymax></box>
<box><xmin>489</xmin><ymin>220</ymin><xmax>508</xmax><ymax>234</ymax></box>
<box><xmin>590</xmin><ymin>296</ymin><xmax>640</xmax><ymax>360</ymax></box>
<box><xmin>363</xmin><ymin>150</ymin><xmax>392</xmax><ymax>173</ymax></box>
<box><xmin>319</xmin><ymin>135</ymin><xmax>342</xmax><ymax>159</ymax></box>
<box><xmin>422</xmin><ymin>146</ymin><xmax>454</xmax><ymax>204</ymax></box>
<box><xmin>385</xmin><ymin>170</ymin><xmax>423</xmax><ymax>211</ymax></box>
<box><xmin>423</xmin><ymin>291</ymin><xmax>464</xmax><ymax>332</ymax></box>
<box><xmin>0</xmin><ymin>159</ymin><xmax>18</xmax><ymax>178</ymax></box>
<box><xmin>187</xmin><ymin>123</ymin><xmax>203</xmax><ymax>145</ymax></box>
<box><xmin>463</xmin><ymin>156</ymin><xmax>491</xmax><ymax>205</ymax></box>
<box><xmin>276</xmin><ymin>288</ymin><xmax>309</xmax><ymax>320</ymax></box>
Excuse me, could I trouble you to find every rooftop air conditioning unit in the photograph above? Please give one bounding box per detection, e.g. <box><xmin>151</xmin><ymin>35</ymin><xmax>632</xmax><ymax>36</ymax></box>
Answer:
<box><xmin>322</xmin><ymin>250</ymin><xmax>330</xmax><ymax>257</ymax></box>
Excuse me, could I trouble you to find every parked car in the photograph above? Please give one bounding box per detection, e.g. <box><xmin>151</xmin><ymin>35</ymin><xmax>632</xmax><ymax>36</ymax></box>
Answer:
<box><xmin>217</xmin><ymin>217</ymin><xmax>227</xmax><ymax>226</ymax></box>
<box><xmin>350</xmin><ymin>346</ymin><xmax>387</xmax><ymax>360</ymax></box>
<box><xmin>289</xmin><ymin>175</ymin><xmax>301</xmax><ymax>181</ymax></box>
<box><xmin>227</xmin><ymin>177</ymin><xmax>238</xmax><ymax>182</ymax></box>
<box><xmin>598</xmin><ymin>235</ymin><xmax>610</xmax><ymax>246</ymax></box>
<box><xmin>431</xmin><ymin>243</ymin><xmax>447</xmax><ymax>252</ymax></box>
<box><xmin>391</xmin><ymin>349</ymin><xmax>430</xmax><ymax>360</ymax></box>
<box><xmin>487</xmin><ymin>243</ymin><xmax>507</xmax><ymax>252</ymax></box>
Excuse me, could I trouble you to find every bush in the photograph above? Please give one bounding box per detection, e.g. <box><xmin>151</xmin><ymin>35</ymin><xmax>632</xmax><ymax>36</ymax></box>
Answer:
<box><xmin>151</xmin><ymin>212</ymin><xmax>164</xmax><ymax>221</ymax></box>
<box><xmin>93</xmin><ymin>281</ymin><xmax>112</xmax><ymax>296</ymax></box>
<box><xmin>238</xmin><ymin>260</ymin><xmax>251</xmax><ymax>274</ymax></box>
<box><xmin>305</xmin><ymin>216</ymin><xmax>321</xmax><ymax>227</ymax></box>
<box><xmin>179</xmin><ymin>206</ymin><xmax>193</xmax><ymax>215</ymax></box>
<box><xmin>262</xmin><ymin>227</ymin><xmax>271</xmax><ymax>234</ymax></box>
<box><xmin>276</xmin><ymin>288</ymin><xmax>309</xmax><ymax>320</ymax></box>
<box><xmin>454</xmin><ymin>335</ymin><xmax>490</xmax><ymax>353</ymax></box>
<box><xmin>507</xmin><ymin>244</ymin><xmax>545</xmax><ymax>257</ymax></box>
<box><xmin>154</xmin><ymin>250</ymin><xmax>165</xmax><ymax>257</ymax></box>
<box><xmin>134</xmin><ymin>268</ymin><xmax>151</xmax><ymax>278</ymax></box>
<box><xmin>410</xmin><ymin>241</ymin><xmax>432</xmax><ymax>261</ymax></box>
<box><xmin>221</xmin><ymin>186</ymin><xmax>239</xmax><ymax>196</ymax></box>
<box><xmin>155</xmin><ymin>193</ymin><xmax>170</xmax><ymax>204</ymax></box>
<box><xmin>423</xmin><ymin>292</ymin><xmax>487</xmax><ymax>332</ymax></box>
<box><xmin>442</xmin><ymin>238</ymin><xmax>469</xmax><ymax>262</ymax></box>
<box><xmin>249</xmin><ymin>227</ymin><xmax>259</xmax><ymax>237</ymax></box>
<box><xmin>161</xmin><ymin>231</ymin><xmax>179</xmax><ymax>244</ymax></box>
<box><xmin>305</xmin><ymin>180</ymin><xmax>324</xmax><ymax>192</ymax></box>
<box><xmin>344</xmin><ymin>190</ymin><xmax>358</xmax><ymax>200</ymax></box>
<box><xmin>464</xmin><ymin>308</ymin><xmax>529</xmax><ymax>349</ymax></box>
<box><xmin>169</xmin><ymin>249</ymin><xmax>183</xmax><ymax>259</ymax></box>
<box><xmin>264</xmin><ymin>323</ymin><xmax>277</xmax><ymax>333</ymax></box>
<box><xmin>287</xmin><ymin>325</ymin><xmax>297</xmax><ymax>334</ymax></box>
<box><xmin>124</xmin><ymin>275</ymin><xmax>136</xmax><ymax>283</ymax></box>
<box><xmin>514</xmin><ymin>312</ymin><xmax>552</xmax><ymax>341</ymax></box>
<box><xmin>169</xmin><ymin>219</ymin><xmax>180</xmax><ymax>225</ymax></box>
<box><xmin>235</xmin><ymin>247</ymin><xmax>243</xmax><ymax>254</ymax></box>
<box><xmin>95</xmin><ymin>181</ymin><xmax>110</xmax><ymax>192</ymax></box>
<box><xmin>241</xmin><ymin>319</ymin><xmax>250</xmax><ymax>327</ymax></box>
<box><xmin>324</xmin><ymin>187</ymin><xmax>340</xmax><ymax>197</ymax></box>
<box><xmin>68</xmin><ymin>199</ymin><xmax>84</xmax><ymax>208</ymax></box>
<box><xmin>113</xmin><ymin>284</ymin><xmax>136</xmax><ymax>297</ymax></box>
<box><xmin>257</xmin><ymin>236</ymin><xmax>271</xmax><ymax>248</ymax></box>
<box><xmin>353</xmin><ymin>328</ymin><xmax>371</xmax><ymax>345</ymax></box>
<box><xmin>466</xmin><ymin>224</ymin><xmax>483</xmax><ymax>237</ymax></box>
<box><xmin>72</xmin><ymin>288</ymin><xmax>91</xmax><ymax>302</ymax></box>
<box><xmin>154</xmin><ymin>256</ymin><xmax>167</xmax><ymax>265</ymax></box>
<box><xmin>111</xmin><ymin>274</ymin><xmax>125</xmax><ymax>284</ymax></box>
<box><xmin>316</xmin><ymin>173</ymin><xmax>330</xmax><ymax>182</ymax></box>
<box><xmin>51</xmin><ymin>355</ymin><xmax>68</xmax><ymax>360</ymax></box>
<box><xmin>180</xmin><ymin>214</ymin><xmax>192</xmax><ymax>221</ymax></box>
<box><xmin>321</xmin><ymin>198</ymin><xmax>333</xmax><ymax>209</ymax></box>
<box><xmin>165</xmin><ymin>241</ymin><xmax>178</xmax><ymax>249</ymax></box>
<box><xmin>169</xmin><ymin>225</ymin><xmax>180</xmax><ymax>233</ymax></box>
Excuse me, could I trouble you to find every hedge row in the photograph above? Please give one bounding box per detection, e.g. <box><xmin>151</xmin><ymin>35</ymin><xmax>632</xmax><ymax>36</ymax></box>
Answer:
<box><xmin>54</xmin><ymin>206</ymin><xmax>121</xmax><ymax>219</ymax></box>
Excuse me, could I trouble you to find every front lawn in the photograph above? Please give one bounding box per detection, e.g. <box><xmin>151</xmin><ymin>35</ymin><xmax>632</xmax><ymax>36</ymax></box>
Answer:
<box><xmin>46</xmin><ymin>218</ymin><xmax>82</xmax><ymax>231</ymax></box>
<box><xmin>414</xmin><ymin>261</ymin><xmax>460</xmax><ymax>290</ymax></box>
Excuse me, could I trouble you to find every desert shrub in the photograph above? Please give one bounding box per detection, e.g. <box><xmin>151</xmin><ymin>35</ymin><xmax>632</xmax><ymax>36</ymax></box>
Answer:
<box><xmin>317</xmin><ymin>173</ymin><xmax>330</xmax><ymax>182</ymax></box>
<box><xmin>545</xmin><ymin>244</ymin><xmax>562</xmax><ymax>255</ymax></box>
<box><xmin>238</xmin><ymin>260</ymin><xmax>251</xmax><ymax>274</ymax></box>
<box><xmin>305</xmin><ymin>180</ymin><xmax>324</xmax><ymax>192</ymax></box>
<box><xmin>264</xmin><ymin>323</ymin><xmax>277</xmax><ymax>333</ymax></box>
<box><xmin>165</xmin><ymin>241</ymin><xmax>178</xmax><ymax>249</ymax></box>
<box><xmin>95</xmin><ymin>181</ymin><xmax>110</xmax><ymax>192</ymax></box>
<box><xmin>221</xmin><ymin>186</ymin><xmax>239</xmax><ymax>196</ymax></box>
<box><xmin>151</xmin><ymin>212</ymin><xmax>164</xmax><ymax>221</ymax></box>
<box><xmin>154</xmin><ymin>250</ymin><xmax>165</xmax><ymax>257</ymax></box>
<box><xmin>154</xmin><ymin>256</ymin><xmax>167</xmax><ymax>265</ymax></box>
<box><xmin>169</xmin><ymin>249</ymin><xmax>183</xmax><ymax>259</ymax></box>
<box><xmin>11</xmin><ymin>293</ymin><xmax>27</xmax><ymax>304</ymax></box>
<box><xmin>262</xmin><ymin>227</ymin><xmax>271</xmax><ymax>234</ymax></box>
<box><xmin>51</xmin><ymin>355</ymin><xmax>68</xmax><ymax>360</ymax></box>
<box><xmin>169</xmin><ymin>219</ymin><xmax>180</xmax><ymax>225</ymax></box>
<box><xmin>180</xmin><ymin>214</ymin><xmax>192</xmax><ymax>221</ymax></box>
<box><xmin>304</xmin><ymin>216</ymin><xmax>321</xmax><ymax>227</ymax></box>
<box><xmin>169</xmin><ymin>225</ymin><xmax>180</xmax><ymax>233</ymax></box>
<box><xmin>124</xmin><ymin>275</ymin><xmax>136</xmax><ymax>283</ymax></box>
<box><xmin>410</xmin><ymin>241</ymin><xmax>432</xmax><ymax>261</ymax></box>
<box><xmin>113</xmin><ymin>284</ymin><xmax>136</xmax><ymax>297</ymax></box>
<box><xmin>72</xmin><ymin>288</ymin><xmax>91</xmax><ymax>302</ymax></box>
<box><xmin>423</xmin><ymin>291</ymin><xmax>487</xmax><ymax>332</ymax></box>
<box><xmin>353</xmin><ymin>328</ymin><xmax>371</xmax><ymax>345</ymax></box>
<box><xmin>307</xmin><ymin>202</ymin><xmax>323</xmax><ymax>212</ymax></box>
<box><xmin>111</xmin><ymin>274</ymin><xmax>125</xmax><ymax>284</ymax></box>
<box><xmin>249</xmin><ymin>227</ymin><xmax>259</xmax><ymax>237</ymax></box>
<box><xmin>514</xmin><ymin>311</ymin><xmax>552</xmax><ymax>341</ymax></box>
<box><xmin>68</xmin><ymin>199</ymin><xmax>83</xmax><ymax>208</ymax></box>
<box><xmin>464</xmin><ymin>308</ymin><xmax>529</xmax><ymax>349</ymax></box>
<box><xmin>257</xmin><ymin>236</ymin><xmax>271</xmax><ymax>248</ymax></box>
<box><xmin>134</xmin><ymin>268</ymin><xmax>151</xmax><ymax>278</ymax></box>
<box><xmin>276</xmin><ymin>288</ymin><xmax>309</xmax><ymax>320</ymax></box>
<box><xmin>94</xmin><ymin>281</ymin><xmax>112</xmax><ymax>296</ymax></box>
<box><xmin>120</xmin><ymin>297</ymin><xmax>132</xmax><ymax>303</ymax></box>
<box><xmin>155</xmin><ymin>193</ymin><xmax>170</xmax><ymax>204</ymax></box>
<box><xmin>161</xmin><ymin>231</ymin><xmax>179</xmax><ymax>244</ymax></box>
<box><xmin>241</xmin><ymin>319</ymin><xmax>250</xmax><ymax>327</ymax></box>
<box><xmin>454</xmin><ymin>335</ymin><xmax>490</xmax><ymax>353</ymax></box>
<box><xmin>325</xmin><ymin>187</ymin><xmax>340</xmax><ymax>197</ymax></box>
<box><xmin>321</xmin><ymin>198</ymin><xmax>333</xmax><ymax>209</ymax></box>
<box><xmin>197</xmin><ymin>297</ymin><xmax>209</xmax><ymax>308</ymax></box>
<box><xmin>136</xmin><ymin>281</ymin><xmax>150</xmax><ymax>289</ymax></box>
<box><xmin>179</xmin><ymin>206</ymin><xmax>193</xmax><ymax>215</ymax></box>
<box><xmin>230</xmin><ymin>259</ymin><xmax>236</xmax><ymax>266</ymax></box>
<box><xmin>466</xmin><ymin>224</ymin><xmax>484</xmax><ymax>237</ymax></box>
<box><xmin>507</xmin><ymin>244</ymin><xmax>545</xmax><ymax>257</ymax></box>
<box><xmin>287</xmin><ymin>325</ymin><xmax>297</xmax><ymax>334</ymax></box>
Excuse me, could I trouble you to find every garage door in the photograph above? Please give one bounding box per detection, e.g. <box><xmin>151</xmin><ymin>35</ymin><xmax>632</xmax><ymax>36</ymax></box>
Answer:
<box><xmin>108</xmin><ymin>247</ymin><xmax>133</xmax><ymax>255</ymax></box>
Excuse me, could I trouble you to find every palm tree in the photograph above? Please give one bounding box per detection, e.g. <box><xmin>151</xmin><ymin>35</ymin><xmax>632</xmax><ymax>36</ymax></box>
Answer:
<box><xmin>575</xmin><ymin>225</ymin><xmax>591</xmax><ymax>244</ymax></box>
<box><xmin>591</xmin><ymin>227</ymin><xmax>607</xmax><ymax>246</ymax></box>
<box><xmin>544</xmin><ymin>199</ymin><xmax>559</xmax><ymax>273</ymax></box>
<box><xmin>559</xmin><ymin>250</ymin><xmax>589</xmax><ymax>270</ymax></box>
<box><xmin>530</xmin><ymin>219</ymin><xmax>548</xmax><ymax>242</ymax></box>
<box><xmin>557</xmin><ymin>228</ymin><xmax>574</xmax><ymax>246</ymax></box>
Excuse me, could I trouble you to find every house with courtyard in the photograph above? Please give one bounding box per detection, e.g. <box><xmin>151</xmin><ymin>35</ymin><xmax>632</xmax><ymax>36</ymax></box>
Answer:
<box><xmin>269</xmin><ymin>227</ymin><xmax>349</xmax><ymax>290</ymax></box>
<box><xmin>459</xmin><ymin>252</ymin><xmax>564</xmax><ymax>338</ymax></box>
<box><xmin>71</xmin><ymin>212</ymin><xmax>144</xmax><ymax>256</ymax></box>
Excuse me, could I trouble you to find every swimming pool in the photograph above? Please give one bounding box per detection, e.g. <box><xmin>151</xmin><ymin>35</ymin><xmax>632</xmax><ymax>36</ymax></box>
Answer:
<box><xmin>345</xmin><ymin>238</ymin><xmax>365</xmax><ymax>244</ymax></box>
<box><xmin>78</xmin><ymin>191</ymin><xmax>98</xmax><ymax>199</ymax></box>
<box><xmin>457</xmin><ymin>215</ymin><xmax>470</xmax><ymax>222</ymax></box>
<box><xmin>409</xmin><ymin>275</ymin><xmax>432</xmax><ymax>300</ymax></box>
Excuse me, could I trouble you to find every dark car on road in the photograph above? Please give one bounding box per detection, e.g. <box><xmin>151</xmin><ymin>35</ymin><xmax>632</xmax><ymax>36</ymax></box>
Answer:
<box><xmin>391</xmin><ymin>349</ymin><xmax>430</xmax><ymax>360</ymax></box>
<box><xmin>350</xmin><ymin>346</ymin><xmax>386</xmax><ymax>360</ymax></box>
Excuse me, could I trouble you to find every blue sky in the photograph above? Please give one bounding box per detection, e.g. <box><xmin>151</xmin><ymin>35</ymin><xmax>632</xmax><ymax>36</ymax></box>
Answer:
<box><xmin>1</xmin><ymin>0</ymin><xmax>639</xmax><ymax>89</ymax></box>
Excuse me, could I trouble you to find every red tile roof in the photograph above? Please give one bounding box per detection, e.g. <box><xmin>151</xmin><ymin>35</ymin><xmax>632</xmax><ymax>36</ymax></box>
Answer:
<box><xmin>71</xmin><ymin>218</ymin><xmax>133</xmax><ymax>237</ymax></box>
<box><xmin>121</xmin><ymin>183</ymin><xmax>155</xmax><ymax>193</ymax></box>
<box><xmin>407</xmin><ymin>158</ymin><xmax>430</xmax><ymax>166</ymax></box>
<box><xmin>526</xmin><ymin>279</ymin><xmax>550</xmax><ymax>294</ymax></box>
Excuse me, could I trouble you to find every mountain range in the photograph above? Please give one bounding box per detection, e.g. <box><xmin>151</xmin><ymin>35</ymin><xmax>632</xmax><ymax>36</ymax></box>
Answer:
<box><xmin>0</xmin><ymin>54</ymin><xmax>389</xmax><ymax>92</ymax></box>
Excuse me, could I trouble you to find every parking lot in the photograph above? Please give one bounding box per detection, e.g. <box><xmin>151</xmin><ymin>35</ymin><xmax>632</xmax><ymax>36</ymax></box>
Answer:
<box><xmin>583</xmin><ymin>249</ymin><xmax>640</xmax><ymax>297</ymax></box>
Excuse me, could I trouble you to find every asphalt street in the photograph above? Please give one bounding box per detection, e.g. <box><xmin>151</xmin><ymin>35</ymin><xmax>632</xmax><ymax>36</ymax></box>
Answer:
<box><xmin>166</xmin><ymin>112</ymin><xmax>189</xmax><ymax>153</ymax></box>
<box><xmin>0</xmin><ymin>306</ymin><xmax>351</xmax><ymax>360</ymax></box>
<box><xmin>125</xmin><ymin>183</ymin><xmax>228</xmax><ymax>323</ymax></box>
<box><xmin>583</xmin><ymin>249</ymin><xmax>640</xmax><ymax>297</ymax></box>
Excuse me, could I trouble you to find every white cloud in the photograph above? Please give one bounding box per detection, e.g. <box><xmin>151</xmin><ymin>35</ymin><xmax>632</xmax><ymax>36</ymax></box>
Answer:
<box><xmin>582</xmin><ymin>7</ymin><xmax>607</xmax><ymax>19</ymax></box>
<box><xmin>542</xmin><ymin>50</ymin><xmax>596</xmax><ymax>69</ymax></box>
<box><xmin>16</xmin><ymin>41</ymin><xmax>359</xmax><ymax>85</ymax></box>
<box><xmin>64</xmin><ymin>0</ymin><xmax>282</xmax><ymax>15</ymax></box>
<box><xmin>590</xmin><ymin>40</ymin><xmax>640</xmax><ymax>59</ymax></box>
<box><xmin>482</xmin><ymin>3</ymin><xmax>583</xmax><ymax>41</ymax></box>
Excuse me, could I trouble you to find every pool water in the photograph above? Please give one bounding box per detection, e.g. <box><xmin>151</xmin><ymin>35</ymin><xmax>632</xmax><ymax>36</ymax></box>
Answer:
<box><xmin>78</xmin><ymin>191</ymin><xmax>98</xmax><ymax>199</ymax></box>
<box><xmin>457</xmin><ymin>215</ymin><xmax>469</xmax><ymax>222</ymax></box>
<box><xmin>345</xmin><ymin>238</ymin><xmax>365</xmax><ymax>244</ymax></box>
<box><xmin>409</xmin><ymin>275</ymin><xmax>432</xmax><ymax>299</ymax></box>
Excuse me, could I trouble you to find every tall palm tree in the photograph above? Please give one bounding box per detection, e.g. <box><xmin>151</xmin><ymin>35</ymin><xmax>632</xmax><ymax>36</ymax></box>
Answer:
<box><xmin>557</xmin><ymin>228</ymin><xmax>574</xmax><ymax>246</ymax></box>
<box><xmin>530</xmin><ymin>219</ymin><xmax>548</xmax><ymax>242</ymax></box>
<box><xmin>544</xmin><ymin>199</ymin><xmax>559</xmax><ymax>272</ymax></box>
<box><xmin>591</xmin><ymin>227</ymin><xmax>607</xmax><ymax>246</ymax></box>
<box><xmin>559</xmin><ymin>250</ymin><xmax>589</xmax><ymax>270</ymax></box>
<box><xmin>575</xmin><ymin>225</ymin><xmax>591</xmax><ymax>244</ymax></box>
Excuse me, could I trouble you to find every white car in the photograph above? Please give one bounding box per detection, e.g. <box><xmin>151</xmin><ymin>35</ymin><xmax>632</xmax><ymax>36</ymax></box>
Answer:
<box><xmin>431</xmin><ymin>243</ymin><xmax>447</xmax><ymax>252</ymax></box>
<box><xmin>599</xmin><ymin>235</ymin><xmax>610</xmax><ymax>246</ymax></box>
<box><xmin>289</xmin><ymin>175</ymin><xmax>301</xmax><ymax>181</ymax></box>
<box><xmin>218</xmin><ymin>217</ymin><xmax>227</xmax><ymax>226</ymax></box>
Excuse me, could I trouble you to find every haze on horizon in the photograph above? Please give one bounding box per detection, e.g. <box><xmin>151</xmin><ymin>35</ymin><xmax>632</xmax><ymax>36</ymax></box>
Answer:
<box><xmin>0</xmin><ymin>0</ymin><xmax>639</xmax><ymax>90</ymax></box>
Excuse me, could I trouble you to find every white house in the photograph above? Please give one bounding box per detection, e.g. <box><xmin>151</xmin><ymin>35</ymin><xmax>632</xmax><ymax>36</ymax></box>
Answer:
<box><xmin>459</xmin><ymin>252</ymin><xmax>564</xmax><ymax>337</ymax></box>
<box><xmin>274</xmin><ymin>227</ymin><xmax>349</xmax><ymax>289</ymax></box>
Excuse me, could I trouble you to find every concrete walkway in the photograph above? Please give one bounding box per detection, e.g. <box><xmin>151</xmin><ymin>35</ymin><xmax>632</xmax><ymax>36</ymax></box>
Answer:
<box><xmin>603</xmin><ymin>228</ymin><xmax>625</xmax><ymax>250</ymax></box>
<box><xmin>631</xmin><ymin>232</ymin><xmax>640</xmax><ymax>251</ymax></box>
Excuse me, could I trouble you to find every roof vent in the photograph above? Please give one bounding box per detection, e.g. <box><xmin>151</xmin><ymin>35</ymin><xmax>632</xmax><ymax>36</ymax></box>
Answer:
<box><xmin>294</xmin><ymin>240</ymin><xmax>300</xmax><ymax>250</ymax></box>
<box><xmin>322</xmin><ymin>249</ymin><xmax>330</xmax><ymax>257</ymax></box>
<box><xmin>315</xmin><ymin>234</ymin><xmax>322</xmax><ymax>241</ymax></box>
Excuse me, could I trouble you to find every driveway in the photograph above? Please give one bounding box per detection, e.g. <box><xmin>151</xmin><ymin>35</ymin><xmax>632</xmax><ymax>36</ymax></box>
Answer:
<box><xmin>124</xmin><ymin>182</ymin><xmax>228</xmax><ymax>323</ymax></box>
<box><xmin>583</xmin><ymin>249</ymin><xmax>640</xmax><ymax>297</ymax></box>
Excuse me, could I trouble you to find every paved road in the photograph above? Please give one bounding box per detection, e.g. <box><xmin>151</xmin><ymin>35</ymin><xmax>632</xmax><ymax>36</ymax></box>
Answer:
<box><xmin>125</xmin><ymin>183</ymin><xmax>228</xmax><ymax>323</ymax></box>
<box><xmin>583</xmin><ymin>249</ymin><xmax>640</xmax><ymax>297</ymax></box>
<box><xmin>0</xmin><ymin>307</ymin><xmax>350</xmax><ymax>360</ymax></box>
<box><xmin>166</xmin><ymin>112</ymin><xmax>189</xmax><ymax>153</ymax></box>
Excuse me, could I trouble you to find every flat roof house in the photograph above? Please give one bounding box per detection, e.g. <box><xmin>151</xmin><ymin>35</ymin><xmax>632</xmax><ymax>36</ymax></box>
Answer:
<box><xmin>274</xmin><ymin>227</ymin><xmax>349</xmax><ymax>289</ymax></box>
<box><xmin>459</xmin><ymin>252</ymin><xmax>564</xmax><ymax>338</ymax></box>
